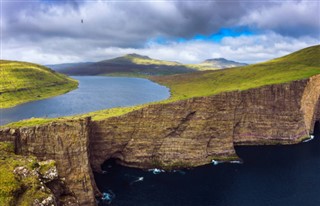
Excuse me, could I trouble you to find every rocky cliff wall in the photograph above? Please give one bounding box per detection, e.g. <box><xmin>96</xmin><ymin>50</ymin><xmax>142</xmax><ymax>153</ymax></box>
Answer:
<box><xmin>316</xmin><ymin>102</ymin><xmax>320</xmax><ymax>123</ymax></box>
<box><xmin>301</xmin><ymin>75</ymin><xmax>320</xmax><ymax>134</ymax></box>
<box><xmin>1</xmin><ymin>75</ymin><xmax>320</xmax><ymax>206</ymax></box>
<box><xmin>90</xmin><ymin>76</ymin><xmax>320</xmax><ymax>171</ymax></box>
<box><xmin>0</xmin><ymin>118</ymin><xmax>98</xmax><ymax>206</ymax></box>
<box><xmin>90</xmin><ymin>93</ymin><xmax>239</xmax><ymax>172</ymax></box>
<box><xmin>233</xmin><ymin>79</ymin><xmax>308</xmax><ymax>145</ymax></box>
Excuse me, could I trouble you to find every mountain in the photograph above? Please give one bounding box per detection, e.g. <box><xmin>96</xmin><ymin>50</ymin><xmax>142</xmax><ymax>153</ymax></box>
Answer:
<box><xmin>0</xmin><ymin>60</ymin><xmax>78</xmax><ymax>108</ymax></box>
<box><xmin>201</xmin><ymin>58</ymin><xmax>247</xmax><ymax>69</ymax></box>
<box><xmin>46</xmin><ymin>62</ymin><xmax>93</xmax><ymax>72</ymax></box>
<box><xmin>53</xmin><ymin>54</ymin><xmax>195</xmax><ymax>76</ymax></box>
<box><xmin>48</xmin><ymin>54</ymin><xmax>246</xmax><ymax>76</ymax></box>
<box><xmin>185</xmin><ymin>58</ymin><xmax>247</xmax><ymax>71</ymax></box>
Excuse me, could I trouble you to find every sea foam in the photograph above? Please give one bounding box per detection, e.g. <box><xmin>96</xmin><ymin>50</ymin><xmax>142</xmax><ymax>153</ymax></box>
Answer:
<box><xmin>148</xmin><ymin>168</ymin><xmax>165</xmax><ymax>174</ymax></box>
<box><xmin>303</xmin><ymin>135</ymin><xmax>314</xmax><ymax>143</ymax></box>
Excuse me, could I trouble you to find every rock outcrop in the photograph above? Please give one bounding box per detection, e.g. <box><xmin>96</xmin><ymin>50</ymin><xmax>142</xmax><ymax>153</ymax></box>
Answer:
<box><xmin>0</xmin><ymin>118</ymin><xmax>98</xmax><ymax>206</ymax></box>
<box><xmin>90</xmin><ymin>93</ymin><xmax>239</xmax><ymax>172</ymax></box>
<box><xmin>1</xmin><ymin>74</ymin><xmax>320</xmax><ymax>205</ymax></box>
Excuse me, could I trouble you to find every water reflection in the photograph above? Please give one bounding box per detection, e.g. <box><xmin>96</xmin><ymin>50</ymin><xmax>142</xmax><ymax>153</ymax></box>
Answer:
<box><xmin>0</xmin><ymin>76</ymin><xmax>170</xmax><ymax>125</ymax></box>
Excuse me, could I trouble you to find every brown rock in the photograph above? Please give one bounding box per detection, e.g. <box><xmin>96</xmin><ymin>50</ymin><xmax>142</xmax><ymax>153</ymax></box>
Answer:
<box><xmin>1</xmin><ymin>118</ymin><xmax>98</xmax><ymax>205</ymax></box>
<box><xmin>1</xmin><ymin>75</ymin><xmax>320</xmax><ymax>205</ymax></box>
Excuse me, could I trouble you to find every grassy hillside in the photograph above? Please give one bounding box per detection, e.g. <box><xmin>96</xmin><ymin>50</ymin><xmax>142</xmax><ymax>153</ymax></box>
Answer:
<box><xmin>0</xmin><ymin>142</ymin><xmax>57</xmax><ymax>205</ymax></box>
<box><xmin>54</xmin><ymin>54</ymin><xmax>194</xmax><ymax>76</ymax></box>
<box><xmin>4</xmin><ymin>45</ymin><xmax>320</xmax><ymax>127</ymax></box>
<box><xmin>0</xmin><ymin>60</ymin><xmax>78</xmax><ymax>108</ymax></box>
<box><xmin>46</xmin><ymin>62</ymin><xmax>93</xmax><ymax>72</ymax></box>
<box><xmin>152</xmin><ymin>44</ymin><xmax>320</xmax><ymax>101</ymax></box>
<box><xmin>186</xmin><ymin>58</ymin><xmax>247</xmax><ymax>71</ymax></box>
<box><xmin>106</xmin><ymin>53</ymin><xmax>181</xmax><ymax>66</ymax></box>
<box><xmin>51</xmin><ymin>54</ymin><xmax>221</xmax><ymax>76</ymax></box>
<box><xmin>185</xmin><ymin>63</ymin><xmax>219</xmax><ymax>71</ymax></box>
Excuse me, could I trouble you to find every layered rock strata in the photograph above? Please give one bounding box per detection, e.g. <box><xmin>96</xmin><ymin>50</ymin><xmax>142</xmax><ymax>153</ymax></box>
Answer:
<box><xmin>0</xmin><ymin>118</ymin><xmax>98</xmax><ymax>206</ymax></box>
<box><xmin>1</xmin><ymin>75</ymin><xmax>320</xmax><ymax>205</ymax></box>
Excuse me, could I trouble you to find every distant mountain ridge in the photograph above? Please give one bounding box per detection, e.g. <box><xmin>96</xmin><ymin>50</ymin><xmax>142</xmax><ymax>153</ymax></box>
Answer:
<box><xmin>202</xmin><ymin>58</ymin><xmax>247</xmax><ymax>69</ymax></box>
<box><xmin>101</xmin><ymin>53</ymin><xmax>181</xmax><ymax>66</ymax></box>
<box><xmin>47</xmin><ymin>54</ymin><xmax>194</xmax><ymax>76</ymax></box>
<box><xmin>47</xmin><ymin>54</ymin><xmax>246</xmax><ymax>76</ymax></box>
<box><xmin>46</xmin><ymin>62</ymin><xmax>93</xmax><ymax>72</ymax></box>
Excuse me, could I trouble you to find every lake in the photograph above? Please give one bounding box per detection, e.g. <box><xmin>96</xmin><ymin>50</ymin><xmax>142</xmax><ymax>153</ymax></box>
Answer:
<box><xmin>95</xmin><ymin>122</ymin><xmax>320</xmax><ymax>206</ymax></box>
<box><xmin>0</xmin><ymin>76</ymin><xmax>170</xmax><ymax>125</ymax></box>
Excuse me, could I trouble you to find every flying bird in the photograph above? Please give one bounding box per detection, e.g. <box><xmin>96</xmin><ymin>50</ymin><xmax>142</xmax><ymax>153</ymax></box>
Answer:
<box><xmin>81</xmin><ymin>19</ymin><xmax>84</xmax><ymax>23</ymax></box>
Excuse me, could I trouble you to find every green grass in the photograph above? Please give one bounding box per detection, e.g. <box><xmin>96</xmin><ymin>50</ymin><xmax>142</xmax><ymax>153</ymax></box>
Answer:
<box><xmin>119</xmin><ymin>54</ymin><xmax>219</xmax><ymax>71</ymax></box>
<box><xmin>152</xmin><ymin>44</ymin><xmax>320</xmax><ymax>102</ymax></box>
<box><xmin>107</xmin><ymin>53</ymin><xmax>181</xmax><ymax>66</ymax></box>
<box><xmin>103</xmin><ymin>54</ymin><xmax>217</xmax><ymax>73</ymax></box>
<box><xmin>2</xmin><ymin>45</ymin><xmax>320</xmax><ymax>128</ymax></box>
<box><xmin>0</xmin><ymin>142</ymin><xmax>51</xmax><ymax>206</ymax></box>
<box><xmin>185</xmin><ymin>63</ymin><xmax>219</xmax><ymax>71</ymax></box>
<box><xmin>0</xmin><ymin>60</ymin><xmax>78</xmax><ymax>108</ymax></box>
<box><xmin>3</xmin><ymin>105</ymin><xmax>146</xmax><ymax>128</ymax></box>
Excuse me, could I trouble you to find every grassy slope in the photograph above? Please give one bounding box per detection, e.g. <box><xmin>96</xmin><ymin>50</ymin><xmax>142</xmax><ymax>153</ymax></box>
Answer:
<box><xmin>0</xmin><ymin>142</ymin><xmax>53</xmax><ymax>206</ymax></box>
<box><xmin>4</xmin><ymin>45</ymin><xmax>320</xmax><ymax>127</ymax></box>
<box><xmin>56</xmin><ymin>54</ymin><xmax>219</xmax><ymax>76</ymax></box>
<box><xmin>185</xmin><ymin>63</ymin><xmax>219</xmax><ymax>71</ymax></box>
<box><xmin>0</xmin><ymin>60</ymin><xmax>78</xmax><ymax>108</ymax></box>
<box><xmin>113</xmin><ymin>54</ymin><xmax>180</xmax><ymax>66</ymax></box>
<box><xmin>186</xmin><ymin>59</ymin><xmax>246</xmax><ymax>71</ymax></box>
<box><xmin>152</xmin><ymin>44</ymin><xmax>320</xmax><ymax>102</ymax></box>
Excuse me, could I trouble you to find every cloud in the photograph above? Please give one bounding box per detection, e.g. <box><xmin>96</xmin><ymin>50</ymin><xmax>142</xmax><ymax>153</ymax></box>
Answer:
<box><xmin>1</xmin><ymin>0</ymin><xmax>319</xmax><ymax>64</ymax></box>
<box><xmin>3</xmin><ymin>30</ymin><xmax>318</xmax><ymax>64</ymax></box>
<box><xmin>240</xmin><ymin>0</ymin><xmax>320</xmax><ymax>38</ymax></box>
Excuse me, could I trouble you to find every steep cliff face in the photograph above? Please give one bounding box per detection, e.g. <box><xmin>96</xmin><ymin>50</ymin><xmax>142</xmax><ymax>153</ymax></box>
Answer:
<box><xmin>233</xmin><ymin>79</ymin><xmax>308</xmax><ymax>145</ymax></box>
<box><xmin>90</xmin><ymin>94</ymin><xmax>239</xmax><ymax>171</ymax></box>
<box><xmin>90</xmin><ymin>76</ymin><xmax>320</xmax><ymax>171</ymax></box>
<box><xmin>315</xmin><ymin>102</ymin><xmax>320</xmax><ymax>124</ymax></box>
<box><xmin>0</xmin><ymin>118</ymin><xmax>98</xmax><ymax>206</ymax></box>
<box><xmin>1</xmin><ymin>75</ymin><xmax>320</xmax><ymax>206</ymax></box>
<box><xmin>302</xmin><ymin>75</ymin><xmax>320</xmax><ymax>134</ymax></box>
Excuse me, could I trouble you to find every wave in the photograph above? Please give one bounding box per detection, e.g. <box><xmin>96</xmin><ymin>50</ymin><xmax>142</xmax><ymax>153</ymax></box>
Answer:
<box><xmin>148</xmin><ymin>168</ymin><xmax>165</xmax><ymax>174</ymax></box>
<box><xmin>303</xmin><ymin>135</ymin><xmax>314</xmax><ymax>143</ymax></box>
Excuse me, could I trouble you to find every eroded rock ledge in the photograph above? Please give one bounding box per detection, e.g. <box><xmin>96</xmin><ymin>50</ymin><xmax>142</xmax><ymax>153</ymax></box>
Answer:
<box><xmin>1</xmin><ymin>75</ymin><xmax>320</xmax><ymax>205</ymax></box>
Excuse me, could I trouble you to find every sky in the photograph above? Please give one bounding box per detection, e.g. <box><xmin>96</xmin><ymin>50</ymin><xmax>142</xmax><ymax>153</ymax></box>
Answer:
<box><xmin>1</xmin><ymin>0</ymin><xmax>319</xmax><ymax>64</ymax></box>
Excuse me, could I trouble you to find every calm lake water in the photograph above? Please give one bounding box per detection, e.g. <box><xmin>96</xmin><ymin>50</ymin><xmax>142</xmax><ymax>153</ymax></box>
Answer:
<box><xmin>0</xmin><ymin>76</ymin><xmax>170</xmax><ymax>125</ymax></box>
<box><xmin>95</xmin><ymin>122</ymin><xmax>320</xmax><ymax>206</ymax></box>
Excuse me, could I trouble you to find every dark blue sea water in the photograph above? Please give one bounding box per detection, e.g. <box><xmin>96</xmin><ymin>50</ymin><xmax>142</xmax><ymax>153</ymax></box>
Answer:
<box><xmin>95</xmin><ymin>122</ymin><xmax>320</xmax><ymax>206</ymax></box>
<box><xmin>0</xmin><ymin>76</ymin><xmax>170</xmax><ymax>125</ymax></box>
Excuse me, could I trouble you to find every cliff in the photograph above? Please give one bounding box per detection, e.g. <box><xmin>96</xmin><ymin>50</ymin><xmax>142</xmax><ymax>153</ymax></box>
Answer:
<box><xmin>0</xmin><ymin>119</ymin><xmax>99</xmax><ymax>205</ymax></box>
<box><xmin>1</xmin><ymin>75</ymin><xmax>320</xmax><ymax>205</ymax></box>
<box><xmin>90</xmin><ymin>75</ymin><xmax>320</xmax><ymax>172</ymax></box>
<box><xmin>0</xmin><ymin>142</ymin><xmax>63</xmax><ymax>206</ymax></box>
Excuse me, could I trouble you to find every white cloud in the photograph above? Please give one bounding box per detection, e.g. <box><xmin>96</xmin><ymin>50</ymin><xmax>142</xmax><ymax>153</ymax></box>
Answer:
<box><xmin>240</xmin><ymin>1</ymin><xmax>320</xmax><ymax>38</ymax></box>
<box><xmin>2</xmin><ymin>32</ymin><xmax>318</xmax><ymax>64</ymax></box>
<box><xmin>1</xmin><ymin>0</ymin><xmax>319</xmax><ymax>64</ymax></box>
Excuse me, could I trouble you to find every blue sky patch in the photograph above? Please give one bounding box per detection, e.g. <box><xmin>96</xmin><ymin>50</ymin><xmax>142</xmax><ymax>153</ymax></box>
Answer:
<box><xmin>192</xmin><ymin>27</ymin><xmax>255</xmax><ymax>42</ymax></box>
<box><xmin>147</xmin><ymin>27</ymin><xmax>255</xmax><ymax>46</ymax></box>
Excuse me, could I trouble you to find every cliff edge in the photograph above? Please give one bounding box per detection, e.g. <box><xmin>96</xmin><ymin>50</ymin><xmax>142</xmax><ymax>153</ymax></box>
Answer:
<box><xmin>1</xmin><ymin>74</ymin><xmax>320</xmax><ymax>205</ymax></box>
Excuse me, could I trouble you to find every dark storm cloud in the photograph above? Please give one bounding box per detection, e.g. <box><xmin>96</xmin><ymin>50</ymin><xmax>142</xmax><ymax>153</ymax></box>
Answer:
<box><xmin>3</xmin><ymin>0</ymin><xmax>318</xmax><ymax>48</ymax></box>
<box><xmin>4</xmin><ymin>0</ymin><xmax>319</xmax><ymax>47</ymax></box>
<box><xmin>174</xmin><ymin>1</ymin><xmax>247</xmax><ymax>37</ymax></box>
<box><xmin>1</xmin><ymin>0</ymin><xmax>319</xmax><ymax>64</ymax></box>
